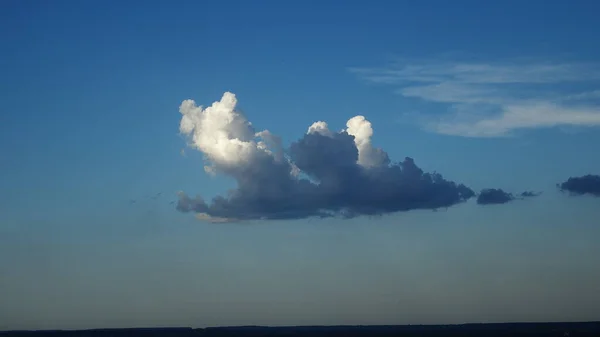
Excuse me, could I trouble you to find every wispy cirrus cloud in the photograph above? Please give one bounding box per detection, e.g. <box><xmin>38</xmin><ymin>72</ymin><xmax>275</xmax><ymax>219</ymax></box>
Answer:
<box><xmin>350</xmin><ymin>59</ymin><xmax>600</xmax><ymax>137</ymax></box>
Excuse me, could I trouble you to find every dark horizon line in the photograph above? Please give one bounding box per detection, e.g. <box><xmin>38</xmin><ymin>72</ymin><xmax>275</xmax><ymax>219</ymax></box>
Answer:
<box><xmin>3</xmin><ymin>320</ymin><xmax>600</xmax><ymax>333</ymax></box>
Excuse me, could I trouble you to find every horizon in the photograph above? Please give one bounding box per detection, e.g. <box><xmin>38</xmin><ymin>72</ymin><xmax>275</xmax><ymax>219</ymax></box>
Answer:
<box><xmin>1</xmin><ymin>0</ymin><xmax>600</xmax><ymax>331</ymax></box>
<box><xmin>4</xmin><ymin>320</ymin><xmax>600</xmax><ymax>332</ymax></box>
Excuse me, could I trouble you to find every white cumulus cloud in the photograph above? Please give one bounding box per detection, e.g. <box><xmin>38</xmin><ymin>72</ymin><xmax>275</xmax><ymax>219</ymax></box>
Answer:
<box><xmin>345</xmin><ymin>116</ymin><xmax>389</xmax><ymax>167</ymax></box>
<box><xmin>176</xmin><ymin>92</ymin><xmax>478</xmax><ymax>222</ymax></box>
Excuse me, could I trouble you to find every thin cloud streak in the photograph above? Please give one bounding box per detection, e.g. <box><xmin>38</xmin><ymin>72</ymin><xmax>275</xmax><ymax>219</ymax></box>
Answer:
<box><xmin>430</xmin><ymin>101</ymin><xmax>600</xmax><ymax>137</ymax></box>
<box><xmin>351</xmin><ymin>59</ymin><xmax>600</xmax><ymax>137</ymax></box>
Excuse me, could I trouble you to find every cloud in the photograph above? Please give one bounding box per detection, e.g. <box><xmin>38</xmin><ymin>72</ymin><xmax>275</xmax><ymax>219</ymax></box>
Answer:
<box><xmin>520</xmin><ymin>191</ymin><xmax>541</xmax><ymax>198</ymax></box>
<box><xmin>351</xmin><ymin>59</ymin><xmax>600</xmax><ymax>137</ymax></box>
<box><xmin>345</xmin><ymin>116</ymin><xmax>390</xmax><ymax>167</ymax></box>
<box><xmin>430</xmin><ymin>101</ymin><xmax>600</xmax><ymax>137</ymax></box>
<box><xmin>558</xmin><ymin>175</ymin><xmax>600</xmax><ymax>197</ymax></box>
<box><xmin>476</xmin><ymin>188</ymin><xmax>541</xmax><ymax>205</ymax></box>
<box><xmin>176</xmin><ymin>92</ymin><xmax>476</xmax><ymax>222</ymax></box>
<box><xmin>477</xmin><ymin>188</ymin><xmax>515</xmax><ymax>205</ymax></box>
<box><xmin>563</xmin><ymin>90</ymin><xmax>600</xmax><ymax>101</ymax></box>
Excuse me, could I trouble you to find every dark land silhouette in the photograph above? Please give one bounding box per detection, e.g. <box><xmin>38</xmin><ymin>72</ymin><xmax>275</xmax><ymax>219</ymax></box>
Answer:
<box><xmin>2</xmin><ymin>322</ymin><xmax>600</xmax><ymax>337</ymax></box>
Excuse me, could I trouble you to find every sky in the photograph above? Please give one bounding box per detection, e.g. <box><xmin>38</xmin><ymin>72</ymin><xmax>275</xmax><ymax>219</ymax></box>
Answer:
<box><xmin>1</xmin><ymin>0</ymin><xmax>600</xmax><ymax>330</ymax></box>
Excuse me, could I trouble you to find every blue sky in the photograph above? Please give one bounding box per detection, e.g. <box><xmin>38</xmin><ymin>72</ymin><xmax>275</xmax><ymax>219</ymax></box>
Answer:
<box><xmin>1</xmin><ymin>0</ymin><xmax>600</xmax><ymax>330</ymax></box>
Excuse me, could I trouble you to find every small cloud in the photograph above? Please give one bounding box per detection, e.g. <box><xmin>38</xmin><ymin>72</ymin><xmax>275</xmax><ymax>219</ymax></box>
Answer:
<box><xmin>477</xmin><ymin>188</ymin><xmax>541</xmax><ymax>205</ymax></box>
<box><xmin>520</xmin><ymin>191</ymin><xmax>541</xmax><ymax>198</ymax></box>
<box><xmin>558</xmin><ymin>174</ymin><xmax>600</xmax><ymax>197</ymax></box>
<box><xmin>180</xmin><ymin>148</ymin><xmax>186</xmax><ymax>157</ymax></box>
<box><xmin>195</xmin><ymin>213</ymin><xmax>239</xmax><ymax>223</ymax></box>
<box><xmin>477</xmin><ymin>188</ymin><xmax>514</xmax><ymax>205</ymax></box>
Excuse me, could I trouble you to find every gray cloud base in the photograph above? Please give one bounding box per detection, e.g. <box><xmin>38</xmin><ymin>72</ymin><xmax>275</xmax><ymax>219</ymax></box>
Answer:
<box><xmin>559</xmin><ymin>175</ymin><xmax>600</xmax><ymax>197</ymax></box>
<box><xmin>177</xmin><ymin>131</ymin><xmax>476</xmax><ymax>221</ymax></box>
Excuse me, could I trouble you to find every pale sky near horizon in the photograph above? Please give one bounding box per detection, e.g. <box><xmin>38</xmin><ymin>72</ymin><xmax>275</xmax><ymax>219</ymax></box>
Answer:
<box><xmin>1</xmin><ymin>0</ymin><xmax>600</xmax><ymax>330</ymax></box>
